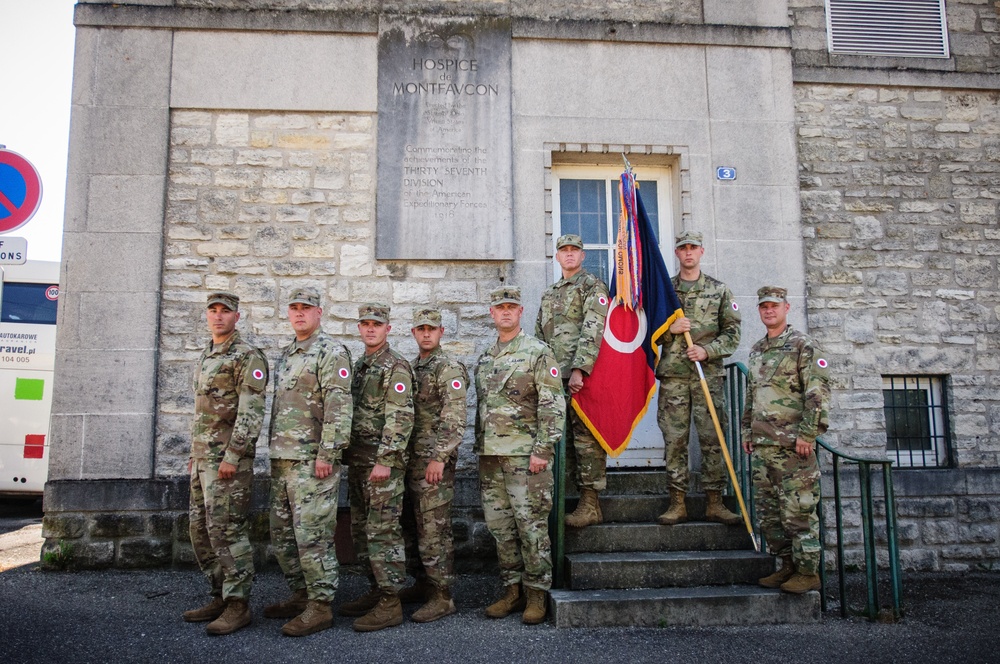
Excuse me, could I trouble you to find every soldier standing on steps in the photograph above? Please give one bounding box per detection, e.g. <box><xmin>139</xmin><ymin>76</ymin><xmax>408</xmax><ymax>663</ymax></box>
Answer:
<box><xmin>655</xmin><ymin>230</ymin><xmax>742</xmax><ymax>527</ymax></box>
<box><xmin>535</xmin><ymin>233</ymin><xmax>609</xmax><ymax>529</ymax></box>
<box><xmin>183</xmin><ymin>292</ymin><xmax>268</xmax><ymax>636</ymax></box>
<box><xmin>397</xmin><ymin>307</ymin><xmax>468</xmax><ymax>622</ymax></box>
<box><xmin>742</xmin><ymin>286</ymin><xmax>830</xmax><ymax>595</ymax></box>
<box><xmin>265</xmin><ymin>287</ymin><xmax>354</xmax><ymax>637</ymax></box>
<box><xmin>477</xmin><ymin>286</ymin><xmax>565</xmax><ymax>625</ymax></box>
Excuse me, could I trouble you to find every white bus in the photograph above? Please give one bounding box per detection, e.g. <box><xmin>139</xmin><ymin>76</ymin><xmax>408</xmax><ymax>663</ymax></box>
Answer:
<box><xmin>0</xmin><ymin>260</ymin><xmax>59</xmax><ymax>495</ymax></box>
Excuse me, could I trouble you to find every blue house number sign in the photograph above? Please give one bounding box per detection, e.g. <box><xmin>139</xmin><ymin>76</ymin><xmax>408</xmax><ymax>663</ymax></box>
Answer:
<box><xmin>716</xmin><ymin>167</ymin><xmax>737</xmax><ymax>181</ymax></box>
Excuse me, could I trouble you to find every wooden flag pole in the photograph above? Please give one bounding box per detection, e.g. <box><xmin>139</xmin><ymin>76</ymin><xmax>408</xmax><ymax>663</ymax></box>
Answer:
<box><xmin>684</xmin><ymin>330</ymin><xmax>759</xmax><ymax>552</ymax></box>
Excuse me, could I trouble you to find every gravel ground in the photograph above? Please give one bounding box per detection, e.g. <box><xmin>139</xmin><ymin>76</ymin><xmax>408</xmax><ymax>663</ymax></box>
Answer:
<box><xmin>0</xmin><ymin>564</ymin><xmax>997</xmax><ymax>664</ymax></box>
<box><xmin>1</xmin><ymin>498</ymin><xmax>997</xmax><ymax>664</ymax></box>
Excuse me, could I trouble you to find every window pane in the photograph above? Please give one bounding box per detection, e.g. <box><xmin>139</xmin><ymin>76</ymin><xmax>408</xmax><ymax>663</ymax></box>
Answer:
<box><xmin>1</xmin><ymin>283</ymin><xmax>58</xmax><ymax>325</ymax></box>
<box><xmin>883</xmin><ymin>389</ymin><xmax>932</xmax><ymax>451</ymax></box>
<box><xmin>583</xmin><ymin>250</ymin><xmax>611</xmax><ymax>286</ymax></box>
<box><xmin>881</xmin><ymin>375</ymin><xmax>950</xmax><ymax>468</ymax></box>
<box><xmin>560</xmin><ymin>179</ymin><xmax>606</xmax><ymax>244</ymax></box>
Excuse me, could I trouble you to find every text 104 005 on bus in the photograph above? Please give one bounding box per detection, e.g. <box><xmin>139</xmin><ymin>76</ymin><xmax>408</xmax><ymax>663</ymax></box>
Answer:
<box><xmin>0</xmin><ymin>261</ymin><xmax>59</xmax><ymax>494</ymax></box>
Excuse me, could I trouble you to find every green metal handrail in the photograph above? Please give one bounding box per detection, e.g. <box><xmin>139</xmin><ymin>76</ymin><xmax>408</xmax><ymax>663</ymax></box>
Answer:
<box><xmin>725</xmin><ymin>362</ymin><xmax>903</xmax><ymax>620</ymax></box>
<box><xmin>550</xmin><ymin>424</ymin><xmax>568</xmax><ymax>589</ymax></box>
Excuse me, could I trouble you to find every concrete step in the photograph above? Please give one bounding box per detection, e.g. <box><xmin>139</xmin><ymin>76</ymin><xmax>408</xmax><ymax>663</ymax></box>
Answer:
<box><xmin>564</xmin><ymin>522</ymin><xmax>751</xmax><ymax>554</ymax></box>
<box><xmin>565</xmin><ymin>550</ymin><xmax>775</xmax><ymax>590</ymax></box>
<box><xmin>566</xmin><ymin>493</ymin><xmax>744</xmax><ymax>523</ymax></box>
<box><xmin>549</xmin><ymin>585</ymin><xmax>821</xmax><ymax>628</ymax></box>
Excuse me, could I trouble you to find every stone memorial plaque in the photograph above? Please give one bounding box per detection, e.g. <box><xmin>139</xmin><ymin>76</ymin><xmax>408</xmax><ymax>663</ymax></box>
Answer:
<box><xmin>376</xmin><ymin>16</ymin><xmax>513</xmax><ymax>260</ymax></box>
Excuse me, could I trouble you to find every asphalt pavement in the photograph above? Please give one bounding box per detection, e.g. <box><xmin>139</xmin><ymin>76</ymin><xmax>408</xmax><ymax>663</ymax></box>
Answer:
<box><xmin>0</xmin><ymin>498</ymin><xmax>997</xmax><ymax>663</ymax></box>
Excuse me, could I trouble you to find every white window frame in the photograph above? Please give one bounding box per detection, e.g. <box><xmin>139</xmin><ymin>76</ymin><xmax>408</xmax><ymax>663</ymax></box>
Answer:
<box><xmin>550</xmin><ymin>164</ymin><xmax>675</xmax><ymax>284</ymax></box>
<box><xmin>882</xmin><ymin>375</ymin><xmax>950</xmax><ymax>468</ymax></box>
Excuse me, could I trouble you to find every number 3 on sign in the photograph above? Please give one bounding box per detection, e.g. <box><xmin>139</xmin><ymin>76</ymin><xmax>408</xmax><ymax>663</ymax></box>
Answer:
<box><xmin>716</xmin><ymin>167</ymin><xmax>737</xmax><ymax>181</ymax></box>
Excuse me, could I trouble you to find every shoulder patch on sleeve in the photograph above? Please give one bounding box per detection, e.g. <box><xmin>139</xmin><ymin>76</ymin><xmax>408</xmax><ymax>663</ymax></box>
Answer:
<box><xmin>816</xmin><ymin>358</ymin><xmax>828</xmax><ymax>369</ymax></box>
<box><xmin>549</xmin><ymin>366</ymin><xmax>559</xmax><ymax>378</ymax></box>
<box><xmin>732</xmin><ymin>301</ymin><xmax>739</xmax><ymax>311</ymax></box>
<box><xmin>394</xmin><ymin>382</ymin><xmax>407</xmax><ymax>393</ymax></box>
<box><xmin>245</xmin><ymin>354</ymin><xmax>268</xmax><ymax>390</ymax></box>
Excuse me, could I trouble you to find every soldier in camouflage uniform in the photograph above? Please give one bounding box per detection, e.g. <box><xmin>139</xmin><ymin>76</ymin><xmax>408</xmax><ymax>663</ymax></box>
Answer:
<box><xmin>183</xmin><ymin>292</ymin><xmax>268</xmax><ymax>636</ymax></box>
<box><xmin>396</xmin><ymin>307</ymin><xmax>468</xmax><ymax>623</ymax></box>
<box><xmin>265</xmin><ymin>287</ymin><xmax>354</xmax><ymax>637</ymax></box>
<box><xmin>741</xmin><ymin>286</ymin><xmax>830</xmax><ymax>595</ymax></box>
<box><xmin>656</xmin><ymin>230</ymin><xmax>743</xmax><ymax>527</ymax></box>
<box><xmin>535</xmin><ymin>233</ymin><xmax>609</xmax><ymax>529</ymax></box>
<box><xmin>477</xmin><ymin>286</ymin><xmax>566</xmax><ymax>625</ymax></box>
<box><xmin>339</xmin><ymin>303</ymin><xmax>415</xmax><ymax>633</ymax></box>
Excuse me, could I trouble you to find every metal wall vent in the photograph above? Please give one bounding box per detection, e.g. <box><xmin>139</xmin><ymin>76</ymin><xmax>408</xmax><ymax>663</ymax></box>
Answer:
<box><xmin>826</xmin><ymin>0</ymin><xmax>950</xmax><ymax>58</ymax></box>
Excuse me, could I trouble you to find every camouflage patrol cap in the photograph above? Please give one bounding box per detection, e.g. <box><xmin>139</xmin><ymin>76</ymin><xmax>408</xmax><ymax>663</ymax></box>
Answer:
<box><xmin>412</xmin><ymin>308</ymin><xmax>442</xmax><ymax>328</ymax></box>
<box><xmin>206</xmin><ymin>291</ymin><xmax>239</xmax><ymax>311</ymax></box>
<box><xmin>757</xmin><ymin>286</ymin><xmax>787</xmax><ymax>305</ymax></box>
<box><xmin>675</xmin><ymin>230</ymin><xmax>704</xmax><ymax>248</ymax></box>
<box><xmin>490</xmin><ymin>286</ymin><xmax>522</xmax><ymax>306</ymax></box>
<box><xmin>359</xmin><ymin>302</ymin><xmax>390</xmax><ymax>323</ymax></box>
<box><xmin>288</xmin><ymin>287</ymin><xmax>321</xmax><ymax>307</ymax></box>
<box><xmin>556</xmin><ymin>234</ymin><xmax>584</xmax><ymax>250</ymax></box>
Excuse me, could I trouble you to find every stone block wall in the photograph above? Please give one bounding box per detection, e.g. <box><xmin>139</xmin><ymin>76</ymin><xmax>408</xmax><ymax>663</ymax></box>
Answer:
<box><xmin>157</xmin><ymin>109</ymin><xmax>505</xmax><ymax>477</ymax></box>
<box><xmin>41</xmin><ymin>477</ymin><xmax>498</xmax><ymax>571</ymax></box>
<box><xmin>795</xmin><ymin>81</ymin><xmax>1000</xmax><ymax>570</ymax></box>
<box><xmin>796</xmin><ymin>83</ymin><xmax>1000</xmax><ymax>466</ymax></box>
<box><xmin>790</xmin><ymin>0</ymin><xmax>1000</xmax><ymax>74</ymax></box>
<box><xmin>820</xmin><ymin>469</ymin><xmax>1000</xmax><ymax>571</ymax></box>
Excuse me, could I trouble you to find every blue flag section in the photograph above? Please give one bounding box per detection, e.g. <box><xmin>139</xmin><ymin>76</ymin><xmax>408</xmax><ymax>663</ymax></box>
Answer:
<box><xmin>572</xmin><ymin>175</ymin><xmax>684</xmax><ymax>456</ymax></box>
<box><xmin>627</xmin><ymin>190</ymin><xmax>683</xmax><ymax>368</ymax></box>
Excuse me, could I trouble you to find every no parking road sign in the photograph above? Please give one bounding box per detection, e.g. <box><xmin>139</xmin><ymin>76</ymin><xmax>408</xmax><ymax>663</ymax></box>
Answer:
<box><xmin>0</xmin><ymin>149</ymin><xmax>43</xmax><ymax>235</ymax></box>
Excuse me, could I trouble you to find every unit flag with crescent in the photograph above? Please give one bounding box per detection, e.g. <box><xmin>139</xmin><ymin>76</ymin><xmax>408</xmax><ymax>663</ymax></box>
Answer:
<box><xmin>571</xmin><ymin>169</ymin><xmax>683</xmax><ymax>456</ymax></box>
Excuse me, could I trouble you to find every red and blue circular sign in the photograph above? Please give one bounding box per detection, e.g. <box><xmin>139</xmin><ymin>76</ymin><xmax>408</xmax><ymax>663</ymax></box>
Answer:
<box><xmin>0</xmin><ymin>150</ymin><xmax>43</xmax><ymax>234</ymax></box>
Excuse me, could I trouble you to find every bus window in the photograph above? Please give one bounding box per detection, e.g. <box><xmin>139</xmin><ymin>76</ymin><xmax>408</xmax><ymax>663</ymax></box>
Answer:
<box><xmin>0</xmin><ymin>283</ymin><xmax>58</xmax><ymax>325</ymax></box>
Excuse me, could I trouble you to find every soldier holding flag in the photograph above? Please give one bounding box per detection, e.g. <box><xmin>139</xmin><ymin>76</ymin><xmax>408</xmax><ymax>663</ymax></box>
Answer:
<box><xmin>655</xmin><ymin>230</ymin><xmax>742</xmax><ymax>527</ymax></box>
<box><xmin>535</xmin><ymin>233</ymin><xmax>609</xmax><ymax>529</ymax></box>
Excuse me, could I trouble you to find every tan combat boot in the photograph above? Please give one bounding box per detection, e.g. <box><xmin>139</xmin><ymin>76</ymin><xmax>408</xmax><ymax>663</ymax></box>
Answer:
<box><xmin>411</xmin><ymin>585</ymin><xmax>456</xmax><ymax>623</ymax></box>
<box><xmin>758</xmin><ymin>555</ymin><xmax>795</xmax><ymax>588</ymax></box>
<box><xmin>521</xmin><ymin>587</ymin><xmax>548</xmax><ymax>625</ymax></box>
<box><xmin>704</xmin><ymin>490</ymin><xmax>742</xmax><ymax>525</ymax></box>
<box><xmin>657</xmin><ymin>488</ymin><xmax>688</xmax><ymax>525</ymax></box>
<box><xmin>398</xmin><ymin>577</ymin><xmax>434</xmax><ymax>604</ymax></box>
<box><xmin>565</xmin><ymin>487</ymin><xmax>603</xmax><ymax>528</ymax></box>
<box><xmin>780</xmin><ymin>572</ymin><xmax>822</xmax><ymax>594</ymax></box>
<box><xmin>352</xmin><ymin>593</ymin><xmax>404</xmax><ymax>632</ymax></box>
<box><xmin>263</xmin><ymin>588</ymin><xmax>308</xmax><ymax>619</ymax></box>
<box><xmin>338</xmin><ymin>585</ymin><xmax>381</xmax><ymax>617</ymax></box>
<box><xmin>484</xmin><ymin>583</ymin><xmax>526</xmax><ymax>619</ymax></box>
<box><xmin>182</xmin><ymin>596</ymin><xmax>225</xmax><ymax>623</ymax></box>
<box><xmin>206</xmin><ymin>598</ymin><xmax>251</xmax><ymax>636</ymax></box>
<box><xmin>281</xmin><ymin>600</ymin><xmax>333</xmax><ymax>637</ymax></box>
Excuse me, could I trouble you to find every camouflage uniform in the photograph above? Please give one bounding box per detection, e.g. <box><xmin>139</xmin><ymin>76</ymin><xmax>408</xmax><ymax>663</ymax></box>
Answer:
<box><xmin>535</xmin><ymin>268</ymin><xmax>609</xmax><ymax>491</ymax></box>
<box><xmin>742</xmin><ymin>323</ymin><xmax>830</xmax><ymax>575</ymax></box>
<box><xmin>347</xmin><ymin>342</ymin><xmax>415</xmax><ymax>594</ymax></box>
<box><xmin>655</xmin><ymin>271</ymin><xmax>741</xmax><ymax>492</ymax></box>
<box><xmin>475</xmin><ymin>328</ymin><xmax>566</xmax><ymax>591</ymax></box>
<box><xmin>403</xmin><ymin>345</ymin><xmax>468</xmax><ymax>590</ymax></box>
<box><xmin>268</xmin><ymin>328</ymin><xmax>354</xmax><ymax>603</ymax></box>
<box><xmin>190</xmin><ymin>328</ymin><xmax>268</xmax><ymax>602</ymax></box>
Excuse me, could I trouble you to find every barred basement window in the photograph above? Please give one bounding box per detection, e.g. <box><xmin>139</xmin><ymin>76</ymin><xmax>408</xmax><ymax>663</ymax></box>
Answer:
<box><xmin>882</xmin><ymin>375</ymin><xmax>950</xmax><ymax>468</ymax></box>
<box><xmin>826</xmin><ymin>0</ymin><xmax>949</xmax><ymax>58</ymax></box>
